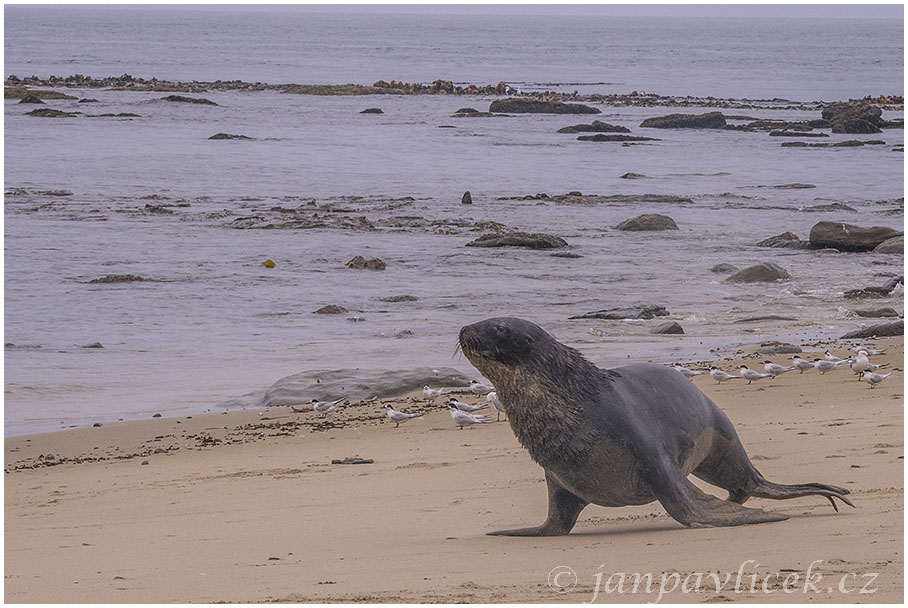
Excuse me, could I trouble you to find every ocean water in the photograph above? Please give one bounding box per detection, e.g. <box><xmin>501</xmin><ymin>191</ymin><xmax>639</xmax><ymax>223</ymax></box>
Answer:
<box><xmin>4</xmin><ymin>6</ymin><xmax>904</xmax><ymax>435</ymax></box>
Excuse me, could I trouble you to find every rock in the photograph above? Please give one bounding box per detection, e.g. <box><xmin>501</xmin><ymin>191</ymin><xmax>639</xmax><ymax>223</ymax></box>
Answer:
<box><xmin>881</xmin><ymin>275</ymin><xmax>903</xmax><ymax>291</ymax></box>
<box><xmin>619</xmin><ymin>172</ymin><xmax>648</xmax><ymax>179</ymax></box>
<box><xmin>25</xmin><ymin>108</ymin><xmax>78</xmax><ymax>118</ymax></box>
<box><xmin>840</xmin><ymin>320</ymin><xmax>903</xmax><ymax>339</ymax></box>
<box><xmin>78</xmin><ymin>98</ymin><xmax>99</xmax><ymax>103</ymax></box>
<box><xmin>17</xmin><ymin>95</ymin><xmax>44</xmax><ymax>104</ymax></box>
<box><xmin>616</xmin><ymin>214</ymin><xmax>678</xmax><ymax>231</ymax></box>
<box><xmin>844</xmin><ymin>287</ymin><xmax>895</xmax><ymax>299</ymax></box>
<box><xmin>360</xmin><ymin>108</ymin><xmax>383</xmax><ymax>114</ymax></box>
<box><xmin>821</xmin><ymin>101</ymin><xmax>883</xmax><ymax>134</ymax></box>
<box><xmin>141</xmin><ymin>460</ymin><xmax>149</xmax><ymax>465</ymax></box>
<box><xmin>557</xmin><ymin>120</ymin><xmax>630</xmax><ymax>133</ymax></box>
<box><xmin>551</xmin><ymin>252</ymin><xmax>583</xmax><ymax>258</ymax></box>
<box><xmin>640</xmin><ymin>111</ymin><xmax>726</xmax><ymax>129</ymax></box>
<box><xmin>769</xmin><ymin>130</ymin><xmax>829</xmax><ymax>137</ymax></box>
<box><xmin>313</xmin><ymin>305</ymin><xmax>348</xmax><ymax>315</ymax></box>
<box><xmin>577</xmin><ymin>134</ymin><xmax>660</xmax><ymax>142</ymax></box>
<box><xmin>773</xmin><ymin>183</ymin><xmax>815</xmax><ymax>189</ymax></box>
<box><xmin>650</xmin><ymin>321</ymin><xmax>684</xmax><ymax>334</ymax></box>
<box><xmin>724</xmin><ymin>262</ymin><xmax>791</xmax><ymax>283</ymax></box>
<box><xmin>162</xmin><ymin>95</ymin><xmax>217</xmax><ymax>105</ymax></box>
<box><xmin>570</xmin><ymin>304</ymin><xmax>669</xmax><ymax>320</ymax></box>
<box><xmin>461</xmin><ymin>191</ymin><xmax>472</xmax><ymax>205</ymax></box>
<box><xmin>380</xmin><ymin>295</ymin><xmax>418</xmax><ymax>302</ymax></box>
<box><xmin>152</xmin><ymin>413</ymin><xmax>162</xmax><ymax>418</ymax></box>
<box><xmin>802</xmin><ymin>203</ymin><xmax>857</xmax><ymax>213</ymax></box>
<box><xmin>488</xmin><ymin>98</ymin><xmax>600</xmax><ymax>114</ymax></box>
<box><xmin>808</xmin><ymin>221</ymin><xmax>902</xmax><ymax>252</ymax></box>
<box><xmin>87</xmin><ymin>274</ymin><xmax>151</xmax><ymax>283</ymax></box>
<box><xmin>345</xmin><ymin>256</ymin><xmax>386</xmax><ymax>270</ymax></box>
<box><xmin>710</xmin><ymin>263</ymin><xmax>740</xmax><ymax>274</ymax></box>
<box><xmin>90</xmin><ymin>113</ymin><xmax>141</xmax><ymax>118</ymax></box>
<box><xmin>852</xmin><ymin>307</ymin><xmax>900</xmax><ymax>318</ymax></box>
<box><xmin>93</xmin><ymin>422</ymin><xmax>102</xmax><ymax>427</ymax></box>
<box><xmin>4</xmin><ymin>86</ymin><xmax>77</xmax><ymax>100</ymax></box>
<box><xmin>331</xmin><ymin>457</ymin><xmax>374</xmax><ymax>465</ymax></box>
<box><xmin>465</xmin><ymin>232</ymin><xmax>567</xmax><ymax>249</ymax></box>
<box><xmin>209</xmin><ymin>133</ymin><xmax>252</xmax><ymax>140</ymax></box>
<box><xmin>754</xmin><ymin>341</ymin><xmax>802</xmax><ymax>355</ymax></box>
<box><xmin>755</xmin><ymin>232</ymin><xmax>810</xmax><ymax>249</ymax></box>
<box><xmin>217</xmin><ymin>366</ymin><xmax>471</xmax><ymax>409</ymax></box>
<box><xmin>734</xmin><ymin>315</ymin><xmax>798</xmax><ymax>323</ymax></box>
<box><xmin>873</xmin><ymin>235</ymin><xmax>903</xmax><ymax>253</ymax></box>
<box><xmin>81</xmin><ymin>342</ymin><xmax>104</xmax><ymax>348</ymax></box>
<box><xmin>454</xmin><ymin>107</ymin><xmax>480</xmax><ymax>114</ymax></box>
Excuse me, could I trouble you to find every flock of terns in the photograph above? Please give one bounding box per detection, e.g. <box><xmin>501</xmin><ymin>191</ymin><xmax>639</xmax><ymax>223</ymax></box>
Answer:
<box><xmin>304</xmin><ymin>345</ymin><xmax>897</xmax><ymax>431</ymax></box>
<box><xmin>675</xmin><ymin>346</ymin><xmax>898</xmax><ymax>388</ymax></box>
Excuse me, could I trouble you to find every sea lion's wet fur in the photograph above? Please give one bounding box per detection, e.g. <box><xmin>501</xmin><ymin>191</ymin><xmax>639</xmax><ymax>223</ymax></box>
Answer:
<box><xmin>459</xmin><ymin>317</ymin><xmax>854</xmax><ymax>535</ymax></box>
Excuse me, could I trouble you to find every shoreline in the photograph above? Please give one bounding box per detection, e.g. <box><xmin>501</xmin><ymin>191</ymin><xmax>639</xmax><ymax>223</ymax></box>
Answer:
<box><xmin>5</xmin><ymin>337</ymin><xmax>903</xmax><ymax>602</ymax></box>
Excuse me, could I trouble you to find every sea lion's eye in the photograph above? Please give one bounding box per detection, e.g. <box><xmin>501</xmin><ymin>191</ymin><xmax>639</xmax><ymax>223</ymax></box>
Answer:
<box><xmin>495</xmin><ymin>324</ymin><xmax>507</xmax><ymax>335</ymax></box>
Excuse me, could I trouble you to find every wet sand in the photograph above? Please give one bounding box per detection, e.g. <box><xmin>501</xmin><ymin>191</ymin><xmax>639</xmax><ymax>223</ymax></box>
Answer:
<box><xmin>4</xmin><ymin>339</ymin><xmax>903</xmax><ymax>603</ymax></box>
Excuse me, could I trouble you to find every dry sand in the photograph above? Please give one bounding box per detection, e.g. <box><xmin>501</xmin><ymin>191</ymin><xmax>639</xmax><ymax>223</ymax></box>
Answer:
<box><xmin>4</xmin><ymin>339</ymin><xmax>903</xmax><ymax>603</ymax></box>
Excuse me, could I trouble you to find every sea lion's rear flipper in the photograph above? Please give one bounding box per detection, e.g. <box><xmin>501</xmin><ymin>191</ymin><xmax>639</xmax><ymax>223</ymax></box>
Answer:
<box><xmin>656</xmin><ymin>474</ymin><xmax>789</xmax><ymax>528</ymax></box>
<box><xmin>748</xmin><ymin>479</ymin><xmax>855</xmax><ymax>512</ymax></box>
<box><xmin>487</xmin><ymin>472</ymin><xmax>588</xmax><ymax>536</ymax></box>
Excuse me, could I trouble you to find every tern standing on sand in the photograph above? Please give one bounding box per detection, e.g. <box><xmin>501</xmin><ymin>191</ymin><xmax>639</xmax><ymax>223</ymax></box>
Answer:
<box><xmin>739</xmin><ymin>365</ymin><xmax>772</xmax><ymax>384</ymax></box>
<box><xmin>384</xmin><ymin>404</ymin><xmax>423</xmax><ymax>427</ymax></box>
<box><xmin>448</xmin><ymin>404</ymin><xmax>492</xmax><ymax>429</ymax></box>
<box><xmin>709</xmin><ymin>366</ymin><xmax>740</xmax><ymax>384</ymax></box>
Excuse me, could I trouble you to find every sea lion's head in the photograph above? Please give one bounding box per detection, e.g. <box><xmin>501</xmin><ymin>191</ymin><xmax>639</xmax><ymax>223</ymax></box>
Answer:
<box><xmin>459</xmin><ymin>317</ymin><xmax>564</xmax><ymax>386</ymax></box>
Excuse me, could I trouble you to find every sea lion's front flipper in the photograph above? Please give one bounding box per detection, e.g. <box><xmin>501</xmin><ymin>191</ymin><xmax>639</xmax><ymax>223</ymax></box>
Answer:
<box><xmin>487</xmin><ymin>472</ymin><xmax>588</xmax><ymax>536</ymax></box>
<box><xmin>655</xmin><ymin>473</ymin><xmax>789</xmax><ymax>528</ymax></box>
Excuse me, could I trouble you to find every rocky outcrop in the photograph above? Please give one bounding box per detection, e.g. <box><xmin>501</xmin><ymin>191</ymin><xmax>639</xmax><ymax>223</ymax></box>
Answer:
<box><xmin>360</xmin><ymin>107</ymin><xmax>383</xmax><ymax>114</ymax></box>
<box><xmin>87</xmin><ymin>274</ymin><xmax>152</xmax><ymax>283</ymax></box>
<box><xmin>840</xmin><ymin>320</ymin><xmax>903</xmax><ymax>339</ymax></box>
<box><xmin>570</xmin><ymin>304</ymin><xmax>669</xmax><ymax>320</ymax></box>
<box><xmin>313</xmin><ymin>305</ymin><xmax>348</xmax><ymax>314</ymax></box>
<box><xmin>710</xmin><ymin>263</ymin><xmax>740</xmax><ymax>274</ymax></box>
<box><xmin>17</xmin><ymin>95</ymin><xmax>44</xmax><ymax>104</ymax></box>
<box><xmin>808</xmin><ymin>221</ymin><xmax>902</xmax><ymax>252</ymax></box>
<box><xmin>754</xmin><ymin>341</ymin><xmax>802</xmax><ymax>355</ymax></box>
<box><xmin>25</xmin><ymin>108</ymin><xmax>77</xmax><ymax>118</ymax></box>
<box><xmin>466</xmin><ymin>232</ymin><xmax>567</xmax><ymax>249</ymax></box>
<box><xmin>209</xmin><ymin>133</ymin><xmax>252</xmax><ymax>140</ymax></box>
<box><xmin>461</xmin><ymin>191</ymin><xmax>472</xmax><ymax>205</ymax></box>
<box><xmin>619</xmin><ymin>172</ymin><xmax>648</xmax><ymax>179</ymax></box>
<box><xmin>345</xmin><ymin>256</ymin><xmax>386</xmax><ymax>270</ymax></box>
<box><xmin>821</xmin><ymin>101</ymin><xmax>883</xmax><ymax>134</ymax></box>
<box><xmin>162</xmin><ymin>95</ymin><xmax>217</xmax><ymax>105</ymax></box>
<box><xmin>844</xmin><ymin>275</ymin><xmax>902</xmax><ymax>299</ymax></box>
<box><xmin>769</xmin><ymin>130</ymin><xmax>829</xmax><ymax>137</ymax></box>
<box><xmin>557</xmin><ymin>120</ymin><xmax>630</xmax><ymax>133</ymax></box>
<box><xmin>851</xmin><ymin>308</ymin><xmax>900</xmax><ymax>318</ymax></box>
<box><xmin>755</xmin><ymin>232</ymin><xmax>810</xmax><ymax>249</ymax></box>
<box><xmin>650</xmin><ymin>321</ymin><xmax>684</xmax><ymax>334</ymax></box>
<box><xmin>723</xmin><ymin>262</ymin><xmax>790</xmax><ymax>283</ymax></box>
<box><xmin>640</xmin><ymin>112</ymin><xmax>726</xmax><ymax>129</ymax></box>
<box><xmin>873</xmin><ymin>235</ymin><xmax>903</xmax><ymax>253</ymax></box>
<box><xmin>616</xmin><ymin>214</ymin><xmax>678</xmax><ymax>231</ymax></box>
<box><xmin>4</xmin><ymin>86</ymin><xmax>76</xmax><ymax>100</ymax></box>
<box><xmin>488</xmin><ymin>98</ymin><xmax>600</xmax><ymax>114</ymax></box>
<box><xmin>577</xmin><ymin>134</ymin><xmax>660</xmax><ymax>142</ymax></box>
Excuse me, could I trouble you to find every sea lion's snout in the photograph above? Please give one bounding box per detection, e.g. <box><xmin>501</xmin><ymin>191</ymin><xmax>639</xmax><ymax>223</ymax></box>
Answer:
<box><xmin>459</xmin><ymin>317</ymin><xmax>541</xmax><ymax>369</ymax></box>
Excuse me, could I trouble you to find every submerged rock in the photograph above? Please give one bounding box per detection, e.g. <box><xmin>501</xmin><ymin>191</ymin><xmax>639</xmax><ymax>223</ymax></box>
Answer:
<box><xmin>724</xmin><ymin>263</ymin><xmax>790</xmax><ymax>283</ymax></box>
<box><xmin>345</xmin><ymin>256</ymin><xmax>386</xmax><ymax>270</ymax></box>
<box><xmin>616</xmin><ymin>213</ymin><xmax>678</xmax><ymax>231</ymax></box>
<box><xmin>17</xmin><ymin>95</ymin><xmax>44</xmax><ymax>104</ymax></box>
<box><xmin>808</xmin><ymin>221</ymin><xmax>902</xmax><ymax>252</ymax></box>
<box><xmin>710</xmin><ymin>263</ymin><xmax>740</xmax><ymax>274</ymax></box>
<box><xmin>570</xmin><ymin>304</ymin><xmax>669</xmax><ymax>320</ymax></box>
<box><xmin>851</xmin><ymin>307</ymin><xmax>900</xmax><ymax>318</ymax></box>
<box><xmin>755</xmin><ymin>232</ymin><xmax>810</xmax><ymax>249</ymax></box>
<box><xmin>162</xmin><ymin>95</ymin><xmax>217</xmax><ymax>105</ymax></box>
<box><xmin>313</xmin><ymin>305</ymin><xmax>348</xmax><ymax>315</ymax></box>
<box><xmin>87</xmin><ymin>274</ymin><xmax>151</xmax><ymax>283</ymax></box>
<box><xmin>209</xmin><ymin>133</ymin><xmax>252</xmax><ymax>140</ymax></box>
<box><xmin>360</xmin><ymin>107</ymin><xmax>383</xmax><ymax>114</ymax></box>
<box><xmin>640</xmin><ymin>111</ymin><xmax>726</xmax><ymax>129</ymax></box>
<box><xmin>466</xmin><ymin>232</ymin><xmax>567</xmax><ymax>249</ymax></box>
<box><xmin>25</xmin><ymin>108</ymin><xmax>78</xmax><ymax>118</ymax></box>
<box><xmin>488</xmin><ymin>98</ymin><xmax>600</xmax><ymax>114</ymax></box>
<box><xmin>577</xmin><ymin>134</ymin><xmax>659</xmax><ymax>142</ymax></box>
<box><xmin>650</xmin><ymin>321</ymin><xmax>684</xmax><ymax>335</ymax></box>
<box><xmin>619</xmin><ymin>172</ymin><xmax>649</xmax><ymax>179</ymax></box>
<box><xmin>821</xmin><ymin>101</ymin><xmax>883</xmax><ymax>134</ymax></box>
<box><xmin>380</xmin><ymin>295</ymin><xmax>418</xmax><ymax>302</ymax></box>
<box><xmin>557</xmin><ymin>120</ymin><xmax>630</xmax><ymax>133</ymax></box>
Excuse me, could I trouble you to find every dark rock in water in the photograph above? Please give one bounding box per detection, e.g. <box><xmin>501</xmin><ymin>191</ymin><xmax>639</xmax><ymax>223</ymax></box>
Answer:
<box><xmin>461</xmin><ymin>191</ymin><xmax>472</xmax><ymax>205</ymax></box>
<box><xmin>557</xmin><ymin>120</ymin><xmax>630</xmax><ymax>134</ymax></box>
<box><xmin>852</xmin><ymin>307</ymin><xmax>900</xmax><ymax>318</ymax></box>
<box><xmin>570</xmin><ymin>304</ymin><xmax>669</xmax><ymax>320</ymax></box>
<box><xmin>466</xmin><ymin>232</ymin><xmax>567</xmax><ymax>249</ymax></box>
<box><xmin>619</xmin><ymin>172</ymin><xmax>649</xmax><ymax>179</ymax></box>
<box><xmin>453</xmin><ymin>110</ymin><xmax>495</xmax><ymax>117</ymax></box>
<box><xmin>844</xmin><ymin>286</ymin><xmax>895</xmax><ymax>299</ymax></box>
<box><xmin>724</xmin><ymin>262</ymin><xmax>790</xmax><ymax>283</ymax></box>
<box><xmin>640</xmin><ymin>111</ymin><xmax>726</xmax><ymax>129</ymax></box>
<box><xmin>162</xmin><ymin>94</ymin><xmax>217</xmax><ymax>105</ymax></box>
<box><xmin>380</xmin><ymin>295</ymin><xmax>418</xmax><ymax>302</ymax></box>
<box><xmin>802</xmin><ymin>202</ymin><xmax>857</xmax><ymax>213</ymax></box>
<box><xmin>551</xmin><ymin>252</ymin><xmax>583</xmax><ymax>258</ymax></box>
<box><xmin>217</xmin><ymin>366</ymin><xmax>471</xmax><ymax>409</ymax></box>
<box><xmin>78</xmin><ymin>98</ymin><xmax>99</xmax><ymax>103</ymax></box>
<box><xmin>773</xmin><ymin>183</ymin><xmax>815</xmax><ymax>189</ymax></box>
<box><xmin>26</xmin><ymin>108</ymin><xmax>78</xmax><ymax>118</ymax></box>
<box><xmin>88</xmin><ymin>274</ymin><xmax>151</xmax><ymax>283</ymax></box>
<box><xmin>710</xmin><ymin>263</ymin><xmax>740</xmax><ymax>274</ymax></box>
<box><xmin>577</xmin><ymin>134</ymin><xmax>659</xmax><ymax>142</ymax></box>
<box><xmin>209</xmin><ymin>133</ymin><xmax>252</xmax><ymax>140</ymax></box>
<box><xmin>754</xmin><ymin>341</ymin><xmax>802</xmax><ymax>355</ymax></box>
<box><xmin>840</xmin><ymin>320</ymin><xmax>903</xmax><ymax>339</ymax></box>
<box><xmin>488</xmin><ymin>98</ymin><xmax>600</xmax><ymax>114</ymax></box>
<box><xmin>455</xmin><ymin>107</ymin><xmax>480</xmax><ymax>114</ymax></box>
<box><xmin>345</xmin><ymin>256</ymin><xmax>386</xmax><ymax>270</ymax></box>
<box><xmin>651</xmin><ymin>321</ymin><xmax>684</xmax><ymax>335</ymax></box>
<box><xmin>18</xmin><ymin>95</ymin><xmax>44</xmax><ymax>104</ymax></box>
<box><xmin>755</xmin><ymin>232</ymin><xmax>810</xmax><ymax>249</ymax></box>
<box><xmin>152</xmin><ymin>413</ymin><xmax>162</xmax><ymax>418</ymax></box>
<box><xmin>769</xmin><ymin>130</ymin><xmax>829</xmax><ymax>137</ymax></box>
<box><xmin>331</xmin><ymin>457</ymin><xmax>374</xmax><ymax>465</ymax></box>
<box><xmin>873</xmin><ymin>235</ymin><xmax>903</xmax><ymax>253</ymax></box>
<box><xmin>616</xmin><ymin>213</ymin><xmax>678</xmax><ymax>231</ymax></box>
<box><xmin>808</xmin><ymin>221</ymin><xmax>902</xmax><ymax>252</ymax></box>
<box><xmin>881</xmin><ymin>275</ymin><xmax>903</xmax><ymax>291</ymax></box>
<box><xmin>313</xmin><ymin>305</ymin><xmax>348</xmax><ymax>315</ymax></box>
<box><xmin>81</xmin><ymin>342</ymin><xmax>104</xmax><ymax>348</ymax></box>
<box><xmin>91</xmin><ymin>112</ymin><xmax>141</xmax><ymax>118</ymax></box>
<box><xmin>734</xmin><ymin>315</ymin><xmax>798</xmax><ymax>323</ymax></box>
<box><xmin>360</xmin><ymin>108</ymin><xmax>383</xmax><ymax>114</ymax></box>
<box><xmin>93</xmin><ymin>422</ymin><xmax>102</xmax><ymax>427</ymax></box>
<box><xmin>821</xmin><ymin>101</ymin><xmax>883</xmax><ymax>134</ymax></box>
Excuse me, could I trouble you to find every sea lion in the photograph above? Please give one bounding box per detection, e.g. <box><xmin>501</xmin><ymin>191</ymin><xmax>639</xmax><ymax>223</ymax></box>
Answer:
<box><xmin>458</xmin><ymin>317</ymin><xmax>853</xmax><ymax>536</ymax></box>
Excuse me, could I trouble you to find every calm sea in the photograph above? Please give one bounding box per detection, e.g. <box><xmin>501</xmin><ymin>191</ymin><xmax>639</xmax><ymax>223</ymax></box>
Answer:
<box><xmin>4</xmin><ymin>6</ymin><xmax>904</xmax><ymax>435</ymax></box>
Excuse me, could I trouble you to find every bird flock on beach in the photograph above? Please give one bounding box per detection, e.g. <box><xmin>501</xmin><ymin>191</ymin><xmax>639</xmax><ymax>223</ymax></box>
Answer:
<box><xmin>297</xmin><ymin>344</ymin><xmax>897</xmax><ymax>430</ymax></box>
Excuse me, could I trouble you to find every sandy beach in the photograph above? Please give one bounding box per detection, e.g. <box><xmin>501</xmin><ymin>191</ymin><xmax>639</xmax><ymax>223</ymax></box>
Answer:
<box><xmin>4</xmin><ymin>337</ymin><xmax>903</xmax><ymax>603</ymax></box>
